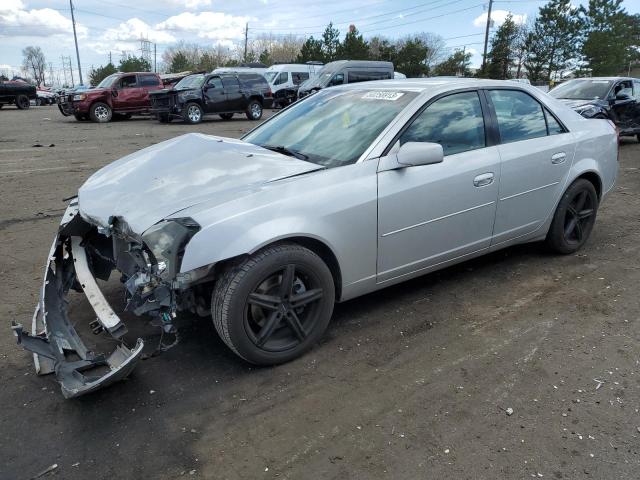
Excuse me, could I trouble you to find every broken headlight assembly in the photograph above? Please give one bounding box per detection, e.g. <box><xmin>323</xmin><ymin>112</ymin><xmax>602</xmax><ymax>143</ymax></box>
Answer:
<box><xmin>141</xmin><ymin>217</ymin><xmax>201</xmax><ymax>280</ymax></box>
<box><xmin>575</xmin><ymin>104</ymin><xmax>599</xmax><ymax>118</ymax></box>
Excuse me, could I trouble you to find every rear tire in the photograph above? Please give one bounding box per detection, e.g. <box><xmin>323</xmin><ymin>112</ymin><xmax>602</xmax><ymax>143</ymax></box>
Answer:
<box><xmin>89</xmin><ymin>102</ymin><xmax>112</xmax><ymax>123</ymax></box>
<box><xmin>546</xmin><ymin>179</ymin><xmax>599</xmax><ymax>254</ymax></box>
<box><xmin>16</xmin><ymin>95</ymin><xmax>30</xmax><ymax>109</ymax></box>
<box><xmin>211</xmin><ymin>243</ymin><xmax>335</xmax><ymax>365</ymax></box>
<box><xmin>245</xmin><ymin>100</ymin><xmax>262</xmax><ymax>120</ymax></box>
<box><xmin>219</xmin><ymin>113</ymin><xmax>234</xmax><ymax>120</ymax></box>
<box><xmin>183</xmin><ymin>102</ymin><xmax>203</xmax><ymax>124</ymax></box>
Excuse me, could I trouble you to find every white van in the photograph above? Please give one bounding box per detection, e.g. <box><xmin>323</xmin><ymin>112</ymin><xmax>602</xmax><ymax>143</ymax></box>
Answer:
<box><xmin>263</xmin><ymin>63</ymin><xmax>323</xmax><ymax>107</ymax></box>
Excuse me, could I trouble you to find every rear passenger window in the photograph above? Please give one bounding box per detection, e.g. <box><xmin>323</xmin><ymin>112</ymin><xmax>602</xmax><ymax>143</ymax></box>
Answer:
<box><xmin>222</xmin><ymin>76</ymin><xmax>240</xmax><ymax>90</ymax></box>
<box><xmin>139</xmin><ymin>75</ymin><xmax>160</xmax><ymax>87</ymax></box>
<box><xmin>238</xmin><ymin>74</ymin><xmax>268</xmax><ymax>90</ymax></box>
<box><xmin>400</xmin><ymin>91</ymin><xmax>486</xmax><ymax>156</ymax></box>
<box><xmin>489</xmin><ymin>90</ymin><xmax>547</xmax><ymax>143</ymax></box>
<box><xmin>545</xmin><ymin>109</ymin><xmax>565</xmax><ymax>135</ymax></box>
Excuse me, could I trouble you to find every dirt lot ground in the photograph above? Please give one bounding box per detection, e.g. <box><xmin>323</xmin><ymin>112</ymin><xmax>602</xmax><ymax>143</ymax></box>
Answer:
<box><xmin>1</xmin><ymin>105</ymin><xmax>639</xmax><ymax>480</ymax></box>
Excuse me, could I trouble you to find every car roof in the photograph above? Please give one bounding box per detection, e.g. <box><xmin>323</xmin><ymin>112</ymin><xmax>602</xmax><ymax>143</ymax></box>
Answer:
<box><xmin>336</xmin><ymin>77</ymin><xmax>506</xmax><ymax>92</ymax></box>
<box><xmin>570</xmin><ymin>76</ymin><xmax>638</xmax><ymax>81</ymax></box>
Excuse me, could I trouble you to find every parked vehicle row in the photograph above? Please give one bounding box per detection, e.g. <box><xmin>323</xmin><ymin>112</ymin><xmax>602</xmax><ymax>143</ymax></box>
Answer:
<box><xmin>263</xmin><ymin>63</ymin><xmax>323</xmax><ymax>108</ymax></box>
<box><xmin>14</xmin><ymin>78</ymin><xmax>619</xmax><ymax>398</ymax></box>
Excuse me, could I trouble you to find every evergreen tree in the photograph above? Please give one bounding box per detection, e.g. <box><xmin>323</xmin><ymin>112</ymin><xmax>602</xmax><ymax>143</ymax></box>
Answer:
<box><xmin>198</xmin><ymin>52</ymin><xmax>217</xmax><ymax>72</ymax></box>
<box><xmin>338</xmin><ymin>25</ymin><xmax>369</xmax><ymax>60</ymax></box>
<box><xmin>89</xmin><ymin>62</ymin><xmax>117</xmax><ymax>86</ymax></box>
<box><xmin>580</xmin><ymin>0</ymin><xmax>640</xmax><ymax>75</ymax></box>
<box><xmin>368</xmin><ymin>37</ymin><xmax>398</xmax><ymax>63</ymax></box>
<box><xmin>395</xmin><ymin>37</ymin><xmax>429</xmax><ymax>77</ymax></box>
<box><xmin>433</xmin><ymin>50</ymin><xmax>473</xmax><ymax>76</ymax></box>
<box><xmin>524</xmin><ymin>0</ymin><xmax>582</xmax><ymax>81</ymax></box>
<box><xmin>322</xmin><ymin>22</ymin><xmax>341</xmax><ymax>61</ymax></box>
<box><xmin>296</xmin><ymin>36</ymin><xmax>324</xmax><ymax>63</ymax></box>
<box><xmin>485</xmin><ymin>15</ymin><xmax>519</xmax><ymax>79</ymax></box>
<box><xmin>258</xmin><ymin>49</ymin><xmax>273</xmax><ymax>66</ymax></box>
<box><xmin>119</xmin><ymin>55</ymin><xmax>151</xmax><ymax>72</ymax></box>
<box><xmin>169</xmin><ymin>52</ymin><xmax>193</xmax><ymax>72</ymax></box>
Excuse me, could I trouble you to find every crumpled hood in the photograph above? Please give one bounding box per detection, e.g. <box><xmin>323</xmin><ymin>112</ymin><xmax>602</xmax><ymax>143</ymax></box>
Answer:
<box><xmin>78</xmin><ymin>133</ymin><xmax>323</xmax><ymax>233</ymax></box>
<box><xmin>557</xmin><ymin>98</ymin><xmax>605</xmax><ymax>110</ymax></box>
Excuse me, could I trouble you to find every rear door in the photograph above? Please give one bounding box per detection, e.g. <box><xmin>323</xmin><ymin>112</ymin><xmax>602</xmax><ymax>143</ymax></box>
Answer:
<box><xmin>487</xmin><ymin>88</ymin><xmax>576</xmax><ymax>245</ymax></box>
<box><xmin>221</xmin><ymin>75</ymin><xmax>243</xmax><ymax>111</ymax></box>
<box><xmin>203</xmin><ymin>76</ymin><xmax>225</xmax><ymax>113</ymax></box>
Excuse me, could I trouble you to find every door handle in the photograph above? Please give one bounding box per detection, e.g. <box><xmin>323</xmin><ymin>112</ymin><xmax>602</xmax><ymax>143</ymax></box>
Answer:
<box><xmin>551</xmin><ymin>152</ymin><xmax>567</xmax><ymax>164</ymax></box>
<box><xmin>473</xmin><ymin>172</ymin><xmax>494</xmax><ymax>187</ymax></box>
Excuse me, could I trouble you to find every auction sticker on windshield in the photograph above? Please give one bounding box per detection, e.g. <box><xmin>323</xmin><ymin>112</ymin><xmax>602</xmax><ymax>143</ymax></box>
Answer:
<box><xmin>362</xmin><ymin>91</ymin><xmax>405</xmax><ymax>101</ymax></box>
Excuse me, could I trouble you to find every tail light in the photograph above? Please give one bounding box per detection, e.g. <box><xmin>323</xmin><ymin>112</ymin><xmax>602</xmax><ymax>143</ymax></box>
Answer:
<box><xmin>266</xmin><ymin>87</ymin><xmax>272</xmax><ymax>98</ymax></box>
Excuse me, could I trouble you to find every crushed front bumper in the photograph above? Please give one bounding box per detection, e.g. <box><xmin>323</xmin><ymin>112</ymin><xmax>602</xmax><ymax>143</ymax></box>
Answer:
<box><xmin>12</xmin><ymin>201</ymin><xmax>145</xmax><ymax>398</ymax></box>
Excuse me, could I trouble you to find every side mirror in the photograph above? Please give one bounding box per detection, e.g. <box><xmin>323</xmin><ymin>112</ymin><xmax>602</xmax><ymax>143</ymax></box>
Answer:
<box><xmin>378</xmin><ymin>142</ymin><xmax>444</xmax><ymax>172</ymax></box>
<box><xmin>615</xmin><ymin>92</ymin><xmax>631</xmax><ymax>102</ymax></box>
<box><xmin>397</xmin><ymin>142</ymin><xmax>444</xmax><ymax>167</ymax></box>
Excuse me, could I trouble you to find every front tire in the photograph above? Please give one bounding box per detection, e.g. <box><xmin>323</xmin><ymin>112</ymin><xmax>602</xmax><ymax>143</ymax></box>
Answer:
<box><xmin>16</xmin><ymin>95</ymin><xmax>30</xmax><ymax>109</ymax></box>
<box><xmin>90</xmin><ymin>102</ymin><xmax>112</xmax><ymax>122</ymax></box>
<box><xmin>245</xmin><ymin>100</ymin><xmax>262</xmax><ymax>120</ymax></box>
<box><xmin>212</xmin><ymin>243</ymin><xmax>335</xmax><ymax>365</ymax></box>
<box><xmin>183</xmin><ymin>102</ymin><xmax>203</xmax><ymax>124</ymax></box>
<box><xmin>546</xmin><ymin>179</ymin><xmax>599</xmax><ymax>254</ymax></box>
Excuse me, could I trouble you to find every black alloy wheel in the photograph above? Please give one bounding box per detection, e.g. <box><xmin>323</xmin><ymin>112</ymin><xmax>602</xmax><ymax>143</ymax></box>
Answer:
<box><xmin>546</xmin><ymin>179</ymin><xmax>598</xmax><ymax>254</ymax></box>
<box><xmin>212</xmin><ymin>243</ymin><xmax>335</xmax><ymax>365</ymax></box>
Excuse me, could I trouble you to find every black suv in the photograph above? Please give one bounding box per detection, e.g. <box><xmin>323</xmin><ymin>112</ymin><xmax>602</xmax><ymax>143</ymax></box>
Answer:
<box><xmin>549</xmin><ymin>76</ymin><xmax>640</xmax><ymax>141</ymax></box>
<box><xmin>150</xmin><ymin>72</ymin><xmax>273</xmax><ymax>124</ymax></box>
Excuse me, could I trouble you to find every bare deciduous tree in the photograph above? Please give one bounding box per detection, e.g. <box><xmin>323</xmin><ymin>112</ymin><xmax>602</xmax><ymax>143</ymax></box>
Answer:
<box><xmin>22</xmin><ymin>46</ymin><xmax>46</xmax><ymax>86</ymax></box>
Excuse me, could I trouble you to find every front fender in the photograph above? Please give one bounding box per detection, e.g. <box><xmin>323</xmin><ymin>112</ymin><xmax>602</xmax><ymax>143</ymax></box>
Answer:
<box><xmin>179</xmin><ymin>161</ymin><xmax>380</xmax><ymax>299</ymax></box>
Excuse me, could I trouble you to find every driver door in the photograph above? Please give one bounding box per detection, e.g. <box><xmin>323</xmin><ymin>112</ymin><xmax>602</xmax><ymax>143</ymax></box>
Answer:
<box><xmin>112</xmin><ymin>74</ymin><xmax>142</xmax><ymax>110</ymax></box>
<box><xmin>610</xmin><ymin>80</ymin><xmax>638</xmax><ymax>133</ymax></box>
<box><xmin>203</xmin><ymin>76</ymin><xmax>225</xmax><ymax>113</ymax></box>
<box><xmin>377</xmin><ymin>90</ymin><xmax>500</xmax><ymax>283</ymax></box>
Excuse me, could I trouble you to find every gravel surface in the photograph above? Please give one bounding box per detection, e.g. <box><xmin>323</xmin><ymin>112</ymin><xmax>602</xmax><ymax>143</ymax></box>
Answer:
<box><xmin>1</xmin><ymin>106</ymin><xmax>639</xmax><ymax>479</ymax></box>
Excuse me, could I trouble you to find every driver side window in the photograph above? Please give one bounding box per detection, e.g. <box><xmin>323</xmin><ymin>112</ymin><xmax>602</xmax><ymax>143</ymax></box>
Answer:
<box><xmin>399</xmin><ymin>91</ymin><xmax>486</xmax><ymax>156</ymax></box>
<box><xmin>329</xmin><ymin>73</ymin><xmax>344</xmax><ymax>86</ymax></box>
<box><xmin>207</xmin><ymin>77</ymin><xmax>223</xmax><ymax>89</ymax></box>
<box><xmin>119</xmin><ymin>75</ymin><xmax>137</xmax><ymax>89</ymax></box>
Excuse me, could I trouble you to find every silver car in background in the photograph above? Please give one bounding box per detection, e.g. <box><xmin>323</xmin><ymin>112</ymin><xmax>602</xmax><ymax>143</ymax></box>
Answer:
<box><xmin>14</xmin><ymin>79</ymin><xmax>618</xmax><ymax>398</ymax></box>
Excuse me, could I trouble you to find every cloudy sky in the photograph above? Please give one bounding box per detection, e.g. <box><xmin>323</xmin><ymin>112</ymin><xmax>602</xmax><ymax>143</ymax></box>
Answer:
<box><xmin>1</xmin><ymin>0</ymin><xmax>636</xmax><ymax>84</ymax></box>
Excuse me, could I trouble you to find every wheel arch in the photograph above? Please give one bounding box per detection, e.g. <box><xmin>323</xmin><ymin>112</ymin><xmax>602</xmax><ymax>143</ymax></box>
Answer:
<box><xmin>575</xmin><ymin>170</ymin><xmax>603</xmax><ymax>199</ymax></box>
<box><xmin>248</xmin><ymin>95</ymin><xmax>263</xmax><ymax>105</ymax></box>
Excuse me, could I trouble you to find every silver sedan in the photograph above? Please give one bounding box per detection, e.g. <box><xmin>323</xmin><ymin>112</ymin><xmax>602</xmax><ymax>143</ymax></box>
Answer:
<box><xmin>14</xmin><ymin>79</ymin><xmax>618</xmax><ymax>397</ymax></box>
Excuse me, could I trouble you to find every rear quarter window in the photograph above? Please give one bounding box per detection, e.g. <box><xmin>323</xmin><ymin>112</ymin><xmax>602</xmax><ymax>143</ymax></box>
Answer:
<box><xmin>239</xmin><ymin>74</ymin><xmax>269</xmax><ymax>90</ymax></box>
<box><xmin>139</xmin><ymin>75</ymin><xmax>160</xmax><ymax>87</ymax></box>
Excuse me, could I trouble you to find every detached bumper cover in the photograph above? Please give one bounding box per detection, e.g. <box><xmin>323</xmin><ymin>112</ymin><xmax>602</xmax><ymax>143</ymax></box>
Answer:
<box><xmin>12</xmin><ymin>201</ymin><xmax>144</xmax><ymax>398</ymax></box>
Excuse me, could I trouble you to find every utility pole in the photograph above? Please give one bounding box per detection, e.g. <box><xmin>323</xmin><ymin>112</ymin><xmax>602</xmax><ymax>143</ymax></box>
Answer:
<box><xmin>60</xmin><ymin>56</ymin><xmax>68</xmax><ymax>86</ymax></box>
<box><xmin>481</xmin><ymin>0</ymin><xmax>493</xmax><ymax>74</ymax></box>
<box><xmin>243</xmin><ymin>23</ymin><xmax>249</xmax><ymax>62</ymax></box>
<box><xmin>69</xmin><ymin>0</ymin><xmax>83</xmax><ymax>85</ymax></box>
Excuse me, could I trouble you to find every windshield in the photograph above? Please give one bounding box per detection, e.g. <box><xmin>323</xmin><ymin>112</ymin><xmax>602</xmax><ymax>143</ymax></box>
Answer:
<box><xmin>243</xmin><ymin>88</ymin><xmax>417</xmax><ymax>168</ymax></box>
<box><xmin>264</xmin><ymin>71</ymin><xmax>278</xmax><ymax>83</ymax></box>
<box><xmin>96</xmin><ymin>74</ymin><xmax>119</xmax><ymax>89</ymax></box>
<box><xmin>300</xmin><ymin>65</ymin><xmax>338</xmax><ymax>89</ymax></box>
<box><xmin>550</xmin><ymin>79</ymin><xmax>613</xmax><ymax>100</ymax></box>
<box><xmin>174</xmin><ymin>74</ymin><xmax>205</xmax><ymax>89</ymax></box>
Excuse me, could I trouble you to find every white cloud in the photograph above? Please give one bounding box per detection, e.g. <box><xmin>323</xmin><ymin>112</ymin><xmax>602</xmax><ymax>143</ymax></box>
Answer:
<box><xmin>156</xmin><ymin>12</ymin><xmax>250</xmax><ymax>41</ymax></box>
<box><xmin>102</xmin><ymin>18</ymin><xmax>176</xmax><ymax>44</ymax></box>
<box><xmin>0</xmin><ymin>0</ymin><xmax>88</xmax><ymax>38</ymax></box>
<box><xmin>472</xmin><ymin>10</ymin><xmax>527</xmax><ymax>28</ymax></box>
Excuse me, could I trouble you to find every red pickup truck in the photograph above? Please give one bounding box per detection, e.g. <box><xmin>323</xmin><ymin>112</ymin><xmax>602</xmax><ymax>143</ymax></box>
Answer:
<box><xmin>65</xmin><ymin>72</ymin><xmax>163</xmax><ymax>122</ymax></box>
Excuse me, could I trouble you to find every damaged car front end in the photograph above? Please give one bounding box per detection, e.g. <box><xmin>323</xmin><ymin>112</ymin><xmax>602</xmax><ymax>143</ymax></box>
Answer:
<box><xmin>12</xmin><ymin>199</ymin><xmax>200</xmax><ymax>398</ymax></box>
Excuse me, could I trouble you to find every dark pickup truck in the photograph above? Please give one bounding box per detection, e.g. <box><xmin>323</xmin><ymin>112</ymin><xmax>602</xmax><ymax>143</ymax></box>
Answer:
<box><xmin>0</xmin><ymin>80</ymin><xmax>37</xmax><ymax>109</ymax></box>
<box><xmin>150</xmin><ymin>72</ymin><xmax>273</xmax><ymax>124</ymax></box>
